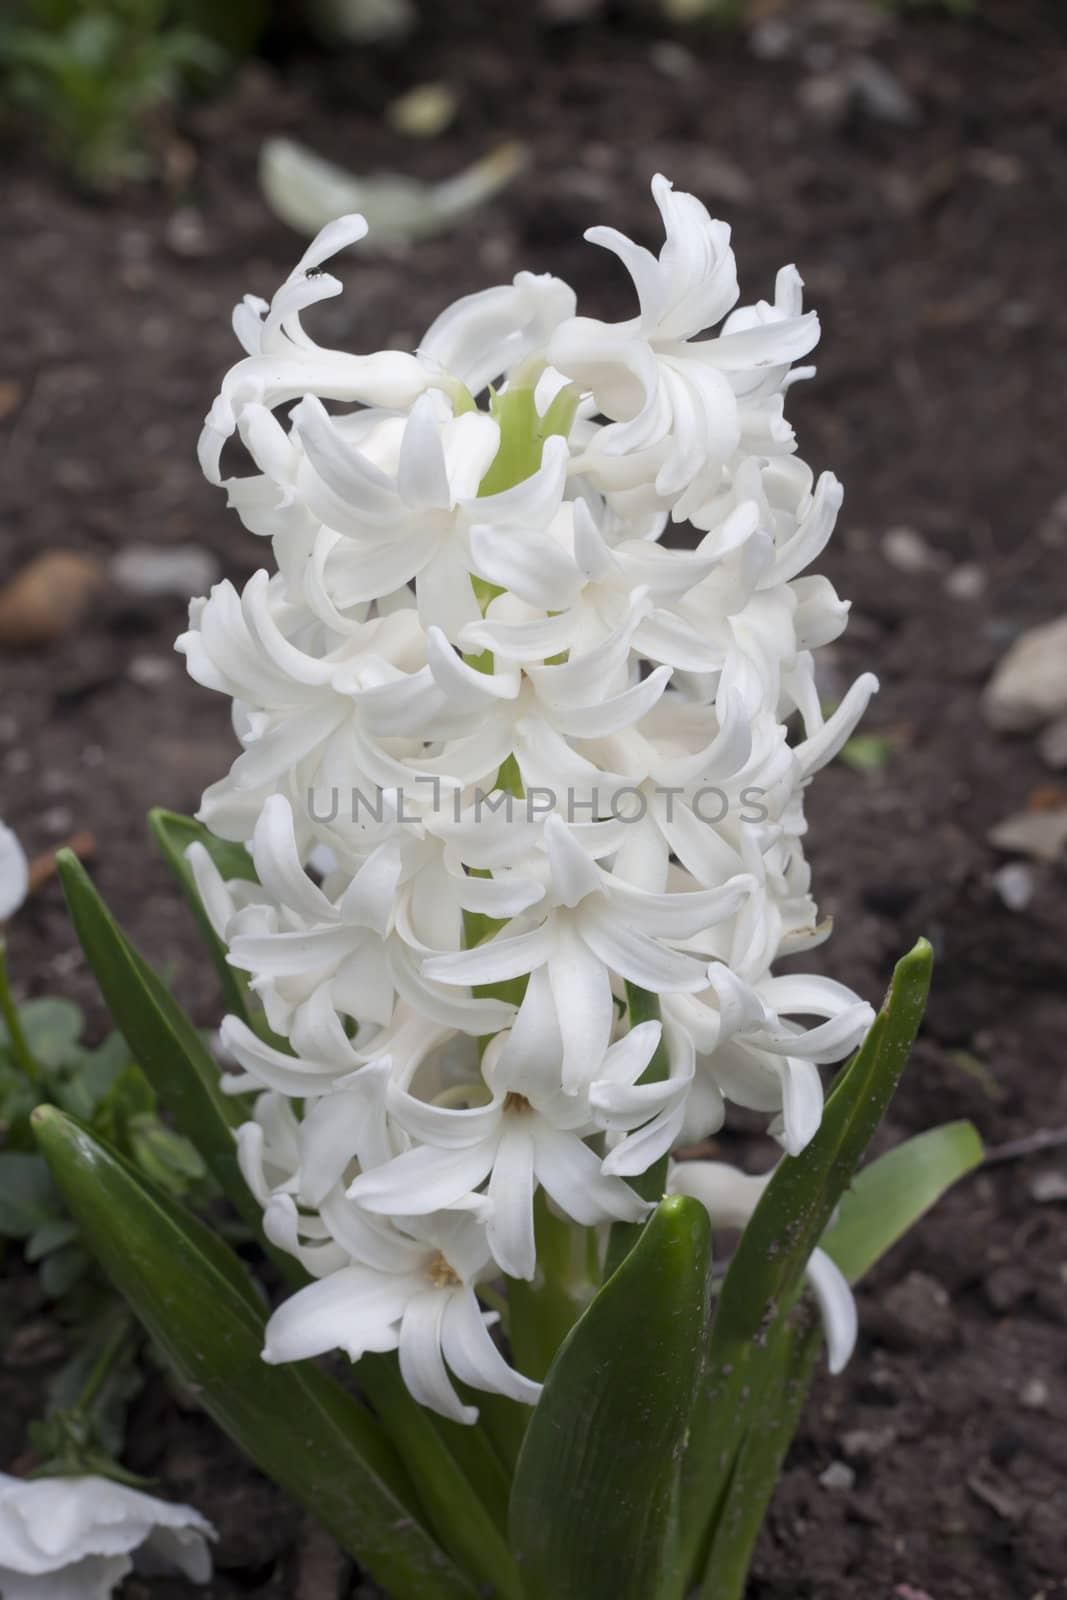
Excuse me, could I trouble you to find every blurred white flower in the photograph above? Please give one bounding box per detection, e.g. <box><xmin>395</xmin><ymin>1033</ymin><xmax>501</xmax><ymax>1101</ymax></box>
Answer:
<box><xmin>0</xmin><ymin>1473</ymin><xmax>214</xmax><ymax>1600</ymax></box>
<box><xmin>0</xmin><ymin>823</ymin><xmax>28</xmax><ymax>923</ymax></box>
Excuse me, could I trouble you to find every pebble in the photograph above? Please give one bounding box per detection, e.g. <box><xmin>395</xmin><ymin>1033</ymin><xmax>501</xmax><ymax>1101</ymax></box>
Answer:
<box><xmin>881</xmin><ymin>1271</ymin><xmax>957</xmax><ymax>1351</ymax></box>
<box><xmin>983</xmin><ymin>1263</ymin><xmax>1030</xmax><ymax>1313</ymax></box>
<box><xmin>982</xmin><ymin>615</ymin><xmax>1067</xmax><ymax>732</ymax></box>
<box><xmin>111</xmin><ymin>543</ymin><xmax>220</xmax><ymax>598</ymax></box>
<box><xmin>987</xmin><ymin>809</ymin><xmax>1067</xmax><ymax>864</ymax></box>
<box><xmin>944</xmin><ymin>562</ymin><xmax>986</xmax><ymax>601</ymax></box>
<box><xmin>128</xmin><ymin>655</ymin><xmax>173</xmax><ymax>689</ymax></box>
<box><xmin>849</xmin><ymin>55</ymin><xmax>920</xmax><ymax>127</ymax></box>
<box><xmin>818</xmin><ymin>1460</ymin><xmax>856</xmax><ymax>1491</ymax></box>
<box><xmin>0</xmin><ymin>551</ymin><xmax>105</xmax><ymax>648</ymax></box>
<box><xmin>882</xmin><ymin>525</ymin><xmax>940</xmax><ymax>574</ymax></box>
<box><xmin>1029</xmin><ymin>1169</ymin><xmax>1067</xmax><ymax>1204</ymax></box>
<box><xmin>991</xmin><ymin>862</ymin><xmax>1034</xmax><ymax>911</ymax></box>
<box><xmin>164</xmin><ymin>207</ymin><xmax>211</xmax><ymax>257</ymax></box>
<box><xmin>1038</xmin><ymin>716</ymin><xmax>1067</xmax><ymax>770</ymax></box>
<box><xmin>1020</xmin><ymin>1377</ymin><xmax>1049</xmax><ymax>1410</ymax></box>
<box><xmin>842</xmin><ymin>1425</ymin><xmax>896</xmax><ymax>1460</ymax></box>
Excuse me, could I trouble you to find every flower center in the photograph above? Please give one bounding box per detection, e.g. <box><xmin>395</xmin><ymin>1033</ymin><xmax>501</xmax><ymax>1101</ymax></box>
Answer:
<box><xmin>503</xmin><ymin>1092</ymin><xmax>532</xmax><ymax>1115</ymax></box>
<box><xmin>427</xmin><ymin>1251</ymin><xmax>461</xmax><ymax>1289</ymax></box>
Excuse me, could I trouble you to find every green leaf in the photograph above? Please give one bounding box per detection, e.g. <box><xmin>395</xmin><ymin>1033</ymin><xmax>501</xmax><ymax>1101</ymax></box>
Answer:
<box><xmin>55</xmin><ymin>849</ymin><xmax>260</xmax><ymax>1236</ymax></box>
<box><xmin>822</xmin><ymin>1119</ymin><xmax>983</xmax><ymax>1284</ymax></box>
<box><xmin>510</xmin><ymin>1195</ymin><xmax>712</xmax><ymax>1600</ymax></box>
<box><xmin>0</xmin><ymin>1151</ymin><xmax>62</xmax><ymax>1238</ymax></box>
<box><xmin>126</xmin><ymin>1113</ymin><xmax>207</xmax><ymax>1196</ymax></box>
<box><xmin>680</xmin><ymin>938</ymin><xmax>933</xmax><ymax>1593</ymax></box>
<box><xmin>32</xmin><ymin>1106</ymin><xmax>477</xmax><ymax>1600</ymax></box>
<box><xmin>148</xmin><ymin>808</ymin><xmax>260</xmax><ymax>1030</ymax></box>
<box><xmin>26</xmin><ymin>1216</ymin><xmax>80</xmax><ymax>1261</ymax></box>
<box><xmin>40</xmin><ymin>1240</ymin><xmax>90</xmax><ymax>1297</ymax></box>
<box><xmin>696</xmin><ymin>1118</ymin><xmax>981</xmax><ymax>1600</ymax></box>
<box><xmin>18</xmin><ymin>997</ymin><xmax>84</xmax><ymax>1067</ymax></box>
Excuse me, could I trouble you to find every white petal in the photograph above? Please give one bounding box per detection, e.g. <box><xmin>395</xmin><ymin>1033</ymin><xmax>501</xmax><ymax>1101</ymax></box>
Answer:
<box><xmin>440</xmin><ymin>1287</ymin><xmax>541</xmax><ymax>1408</ymax></box>
<box><xmin>805</xmin><ymin>1247</ymin><xmax>857</xmax><ymax>1375</ymax></box>
<box><xmin>486</xmin><ymin>1124</ymin><xmax>537</xmax><ymax>1279</ymax></box>
<box><xmin>545</xmin><ymin>928</ymin><xmax>615</xmax><ymax>1091</ymax></box>
<box><xmin>0</xmin><ymin>822</ymin><xmax>29</xmax><ymax>921</ymax></box>
<box><xmin>534</xmin><ymin>1126</ymin><xmax>649</xmax><ymax>1225</ymax></box>
<box><xmin>348</xmin><ymin>1141</ymin><xmax>496</xmax><ymax>1214</ymax></box>
<box><xmin>262</xmin><ymin>1265</ymin><xmax>411</xmax><ymax>1364</ymax></box>
<box><xmin>399</xmin><ymin>1291</ymin><xmax>474</xmax><ymax>1424</ymax></box>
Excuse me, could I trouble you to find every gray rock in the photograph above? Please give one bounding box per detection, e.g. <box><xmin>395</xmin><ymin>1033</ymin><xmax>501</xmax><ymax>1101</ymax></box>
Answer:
<box><xmin>881</xmin><ymin>1271</ymin><xmax>957</xmax><ymax>1350</ymax></box>
<box><xmin>944</xmin><ymin>562</ymin><xmax>986</xmax><ymax>601</ymax></box>
<box><xmin>1020</xmin><ymin>1376</ymin><xmax>1049</xmax><ymax>1410</ymax></box>
<box><xmin>111</xmin><ymin>543</ymin><xmax>220</xmax><ymax>599</ymax></box>
<box><xmin>987</xmin><ymin>809</ymin><xmax>1067</xmax><ymax>864</ymax></box>
<box><xmin>991</xmin><ymin>862</ymin><xmax>1034</xmax><ymax>911</ymax></box>
<box><xmin>841</xmin><ymin>1425</ymin><xmax>896</xmax><ymax>1460</ymax></box>
<box><xmin>818</xmin><ymin>1460</ymin><xmax>856</xmax><ymax>1491</ymax></box>
<box><xmin>982</xmin><ymin>615</ymin><xmax>1067</xmax><ymax>732</ymax></box>
<box><xmin>1038</xmin><ymin>715</ymin><xmax>1067</xmax><ymax>770</ymax></box>
<box><xmin>1030</xmin><ymin>1169</ymin><xmax>1067</xmax><ymax>1204</ymax></box>
<box><xmin>849</xmin><ymin>55</ymin><xmax>920</xmax><ymax>127</ymax></box>
<box><xmin>882</xmin><ymin>525</ymin><xmax>941</xmax><ymax>574</ymax></box>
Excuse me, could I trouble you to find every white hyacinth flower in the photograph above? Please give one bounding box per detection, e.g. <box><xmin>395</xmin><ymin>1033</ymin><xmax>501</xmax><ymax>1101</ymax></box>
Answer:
<box><xmin>0</xmin><ymin>823</ymin><xmax>28</xmax><ymax>923</ymax></box>
<box><xmin>0</xmin><ymin>1473</ymin><xmax>215</xmax><ymax>1600</ymax></box>
<box><xmin>183</xmin><ymin>175</ymin><xmax>876</xmax><ymax>1420</ymax></box>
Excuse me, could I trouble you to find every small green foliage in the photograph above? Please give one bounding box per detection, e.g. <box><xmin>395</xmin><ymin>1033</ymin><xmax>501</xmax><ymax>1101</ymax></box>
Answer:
<box><xmin>0</xmin><ymin>0</ymin><xmax>250</xmax><ymax>190</ymax></box>
<box><xmin>840</xmin><ymin>732</ymin><xmax>894</xmax><ymax>774</ymax></box>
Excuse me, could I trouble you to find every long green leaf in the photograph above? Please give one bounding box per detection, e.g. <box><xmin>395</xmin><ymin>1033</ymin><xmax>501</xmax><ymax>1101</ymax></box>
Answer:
<box><xmin>703</xmin><ymin>1117</ymin><xmax>982</xmax><ymax>1600</ymax></box>
<box><xmin>680</xmin><ymin>938</ymin><xmax>933</xmax><ymax>1592</ymax></box>
<box><xmin>55</xmin><ymin>849</ymin><xmax>259</xmax><ymax>1235</ymax></box>
<box><xmin>32</xmin><ymin>1106</ymin><xmax>476</xmax><ymax>1600</ymax></box>
<box><xmin>510</xmin><ymin>1195</ymin><xmax>712</xmax><ymax>1600</ymax></box>
<box><xmin>822</xmin><ymin>1118</ymin><xmax>983</xmax><ymax>1283</ymax></box>
<box><xmin>148</xmin><ymin>808</ymin><xmax>258</xmax><ymax>1028</ymax></box>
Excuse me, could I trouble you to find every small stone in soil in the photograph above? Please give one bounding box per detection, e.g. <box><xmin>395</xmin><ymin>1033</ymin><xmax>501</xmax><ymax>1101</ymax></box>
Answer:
<box><xmin>882</xmin><ymin>525</ymin><xmax>940</xmax><ymax>573</ymax></box>
<box><xmin>879</xmin><ymin>1271</ymin><xmax>957</xmax><ymax>1351</ymax></box>
<box><xmin>991</xmin><ymin>862</ymin><xmax>1035</xmax><ymax>912</ymax></box>
<box><xmin>111</xmin><ymin>542</ymin><xmax>220</xmax><ymax>598</ymax></box>
<box><xmin>1019</xmin><ymin>1377</ymin><xmax>1049</xmax><ymax>1410</ymax></box>
<box><xmin>987</xmin><ymin>809</ymin><xmax>1067</xmax><ymax>863</ymax></box>
<box><xmin>983</xmin><ymin>1263</ymin><xmax>1031</xmax><ymax>1313</ymax></box>
<box><xmin>944</xmin><ymin>561</ymin><xmax>987</xmax><ymax>601</ymax></box>
<box><xmin>0</xmin><ymin>551</ymin><xmax>105</xmax><ymax>649</ymax></box>
<box><xmin>982</xmin><ymin>615</ymin><xmax>1067</xmax><ymax>732</ymax></box>
<box><xmin>1038</xmin><ymin>715</ymin><xmax>1067</xmax><ymax>770</ymax></box>
<box><xmin>1029</xmin><ymin>1169</ymin><xmax>1067</xmax><ymax>1204</ymax></box>
<box><xmin>841</xmin><ymin>1425</ymin><xmax>896</xmax><ymax>1459</ymax></box>
<box><xmin>818</xmin><ymin>1460</ymin><xmax>857</xmax><ymax>1490</ymax></box>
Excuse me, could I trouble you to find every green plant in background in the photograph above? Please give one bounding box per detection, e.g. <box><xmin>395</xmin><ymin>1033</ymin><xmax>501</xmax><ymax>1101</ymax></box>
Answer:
<box><xmin>0</xmin><ymin>841</ymin><xmax>219</xmax><ymax>1487</ymax></box>
<box><xmin>0</xmin><ymin>0</ymin><xmax>267</xmax><ymax>189</ymax></box>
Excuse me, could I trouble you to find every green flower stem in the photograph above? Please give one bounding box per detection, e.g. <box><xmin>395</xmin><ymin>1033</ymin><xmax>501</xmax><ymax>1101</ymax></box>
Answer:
<box><xmin>508</xmin><ymin>1194</ymin><xmax>589</xmax><ymax>1382</ymax></box>
<box><xmin>72</xmin><ymin>1310</ymin><xmax>136</xmax><ymax>1420</ymax></box>
<box><xmin>0</xmin><ymin>939</ymin><xmax>40</xmax><ymax>1085</ymax></box>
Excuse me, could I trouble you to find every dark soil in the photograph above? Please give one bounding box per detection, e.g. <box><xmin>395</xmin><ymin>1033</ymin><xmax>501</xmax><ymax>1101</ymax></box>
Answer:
<box><xmin>2</xmin><ymin>2</ymin><xmax>1066</xmax><ymax>1597</ymax></box>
